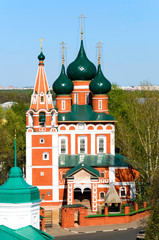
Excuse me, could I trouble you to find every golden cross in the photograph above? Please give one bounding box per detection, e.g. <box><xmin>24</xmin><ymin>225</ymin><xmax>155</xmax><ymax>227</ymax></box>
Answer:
<box><xmin>60</xmin><ymin>42</ymin><xmax>67</xmax><ymax>65</ymax></box>
<box><xmin>40</xmin><ymin>38</ymin><xmax>44</xmax><ymax>52</ymax></box>
<box><xmin>78</xmin><ymin>14</ymin><xmax>86</xmax><ymax>40</ymax></box>
<box><xmin>96</xmin><ymin>41</ymin><xmax>103</xmax><ymax>65</ymax></box>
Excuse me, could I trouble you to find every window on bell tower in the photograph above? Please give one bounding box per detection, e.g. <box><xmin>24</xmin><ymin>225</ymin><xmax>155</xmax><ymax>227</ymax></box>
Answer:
<box><xmin>39</xmin><ymin>112</ymin><xmax>46</xmax><ymax>127</ymax></box>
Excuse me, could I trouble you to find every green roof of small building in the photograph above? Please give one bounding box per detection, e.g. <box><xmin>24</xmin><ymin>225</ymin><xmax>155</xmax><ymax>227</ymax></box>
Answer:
<box><xmin>38</xmin><ymin>52</ymin><xmax>45</xmax><ymax>61</ymax></box>
<box><xmin>65</xmin><ymin>163</ymin><xmax>100</xmax><ymax>178</ymax></box>
<box><xmin>58</xmin><ymin>104</ymin><xmax>115</xmax><ymax>122</ymax></box>
<box><xmin>89</xmin><ymin>64</ymin><xmax>111</xmax><ymax>94</ymax></box>
<box><xmin>0</xmin><ymin>225</ymin><xmax>54</xmax><ymax>240</ymax></box>
<box><xmin>0</xmin><ymin>167</ymin><xmax>40</xmax><ymax>204</ymax></box>
<box><xmin>67</xmin><ymin>40</ymin><xmax>96</xmax><ymax>81</ymax></box>
<box><xmin>59</xmin><ymin>153</ymin><xmax>130</xmax><ymax>168</ymax></box>
<box><xmin>53</xmin><ymin>65</ymin><xmax>73</xmax><ymax>95</ymax></box>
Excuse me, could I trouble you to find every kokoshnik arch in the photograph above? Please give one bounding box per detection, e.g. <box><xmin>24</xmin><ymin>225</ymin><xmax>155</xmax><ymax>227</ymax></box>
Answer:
<box><xmin>26</xmin><ymin>16</ymin><xmax>138</xmax><ymax>213</ymax></box>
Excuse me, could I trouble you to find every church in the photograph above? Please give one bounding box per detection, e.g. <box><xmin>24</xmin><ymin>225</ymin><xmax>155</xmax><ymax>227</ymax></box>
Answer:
<box><xmin>26</xmin><ymin>16</ymin><xmax>138</xmax><ymax>213</ymax></box>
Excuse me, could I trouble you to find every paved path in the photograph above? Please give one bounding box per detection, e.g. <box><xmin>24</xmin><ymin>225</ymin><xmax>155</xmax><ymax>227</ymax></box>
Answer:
<box><xmin>46</xmin><ymin>217</ymin><xmax>147</xmax><ymax>237</ymax></box>
<box><xmin>54</xmin><ymin>228</ymin><xmax>139</xmax><ymax>240</ymax></box>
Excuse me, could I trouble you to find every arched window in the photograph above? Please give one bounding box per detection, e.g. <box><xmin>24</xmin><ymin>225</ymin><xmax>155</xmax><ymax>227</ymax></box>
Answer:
<box><xmin>59</xmin><ymin>136</ymin><xmax>68</xmax><ymax>154</ymax></box>
<box><xmin>120</xmin><ymin>187</ymin><xmax>126</xmax><ymax>197</ymax></box>
<box><xmin>61</xmin><ymin>100</ymin><xmax>65</xmax><ymax>110</ymax></box>
<box><xmin>39</xmin><ymin>112</ymin><xmax>46</xmax><ymax>127</ymax></box>
<box><xmin>43</xmin><ymin>152</ymin><xmax>49</xmax><ymax>160</ymax></box>
<box><xmin>100</xmin><ymin>171</ymin><xmax>105</xmax><ymax>178</ymax></box>
<box><xmin>99</xmin><ymin>192</ymin><xmax>105</xmax><ymax>200</ymax></box>
<box><xmin>74</xmin><ymin>93</ymin><xmax>78</xmax><ymax>104</ymax></box>
<box><xmin>97</xmin><ymin>136</ymin><xmax>106</xmax><ymax>153</ymax></box>
<box><xmin>78</xmin><ymin>136</ymin><xmax>87</xmax><ymax>154</ymax></box>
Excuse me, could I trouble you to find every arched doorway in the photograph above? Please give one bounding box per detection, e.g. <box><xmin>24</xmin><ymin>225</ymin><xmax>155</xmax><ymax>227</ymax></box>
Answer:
<box><xmin>74</xmin><ymin>187</ymin><xmax>91</xmax><ymax>209</ymax></box>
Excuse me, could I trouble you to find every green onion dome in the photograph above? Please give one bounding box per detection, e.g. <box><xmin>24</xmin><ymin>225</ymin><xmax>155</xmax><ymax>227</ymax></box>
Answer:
<box><xmin>67</xmin><ymin>40</ymin><xmax>96</xmax><ymax>81</ymax></box>
<box><xmin>53</xmin><ymin>65</ymin><xmax>74</xmax><ymax>95</ymax></box>
<box><xmin>0</xmin><ymin>167</ymin><xmax>40</xmax><ymax>204</ymax></box>
<box><xmin>89</xmin><ymin>64</ymin><xmax>111</xmax><ymax>94</ymax></box>
<box><xmin>38</xmin><ymin>52</ymin><xmax>45</xmax><ymax>61</ymax></box>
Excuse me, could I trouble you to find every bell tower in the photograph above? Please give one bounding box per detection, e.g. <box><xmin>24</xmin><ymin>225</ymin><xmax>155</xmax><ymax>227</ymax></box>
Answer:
<box><xmin>26</xmin><ymin>40</ymin><xmax>59</xmax><ymax>204</ymax></box>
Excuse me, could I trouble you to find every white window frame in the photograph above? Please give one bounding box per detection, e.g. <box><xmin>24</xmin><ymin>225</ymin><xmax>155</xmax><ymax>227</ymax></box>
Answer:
<box><xmin>78</xmin><ymin>136</ymin><xmax>87</xmax><ymax>154</ymax></box>
<box><xmin>97</xmin><ymin>135</ymin><xmax>106</xmax><ymax>153</ymax></box>
<box><xmin>99</xmin><ymin>192</ymin><xmax>105</xmax><ymax>200</ymax></box>
<box><xmin>74</xmin><ymin>93</ymin><xmax>78</xmax><ymax>104</ymax></box>
<box><xmin>43</xmin><ymin>152</ymin><xmax>49</xmax><ymax>160</ymax></box>
<box><xmin>59</xmin><ymin>136</ymin><xmax>68</xmax><ymax>154</ymax></box>
<box><xmin>119</xmin><ymin>186</ymin><xmax>127</xmax><ymax>198</ymax></box>
<box><xmin>98</xmin><ymin>100</ymin><xmax>102</xmax><ymax>109</ymax></box>
<box><xmin>61</xmin><ymin>100</ymin><xmax>65</xmax><ymax>110</ymax></box>
<box><xmin>40</xmin><ymin>138</ymin><xmax>44</xmax><ymax>144</ymax></box>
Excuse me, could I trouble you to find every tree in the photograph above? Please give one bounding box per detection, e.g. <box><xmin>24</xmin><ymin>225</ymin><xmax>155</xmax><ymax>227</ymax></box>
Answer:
<box><xmin>109</xmin><ymin>86</ymin><xmax>159</xmax><ymax>187</ymax></box>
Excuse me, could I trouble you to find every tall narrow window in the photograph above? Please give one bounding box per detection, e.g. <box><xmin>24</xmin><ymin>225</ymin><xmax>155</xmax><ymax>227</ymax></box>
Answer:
<box><xmin>62</xmin><ymin>100</ymin><xmax>65</xmax><ymax>110</ymax></box>
<box><xmin>59</xmin><ymin>136</ymin><xmax>68</xmax><ymax>154</ymax></box>
<box><xmin>98</xmin><ymin>100</ymin><xmax>102</xmax><ymax>109</ymax></box>
<box><xmin>86</xmin><ymin>93</ymin><xmax>89</xmax><ymax>104</ymax></box>
<box><xmin>39</xmin><ymin>112</ymin><xmax>46</xmax><ymax>127</ymax></box>
<box><xmin>97</xmin><ymin>136</ymin><xmax>106</xmax><ymax>153</ymax></box>
<box><xmin>78</xmin><ymin>136</ymin><xmax>87</xmax><ymax>154</ymax></box>
<box><xmin>61</xmin><ymin>139</ymin><xmax>66</xmax><ymax>153</ymax></box>
<box><xmin>41</xmin><ymin>96</ymin><xmax>44</xmax><ymax>103</ymax></box>
<box><xmin>74</xmin><ymin>93</ymin><xmax>78</xmax><ymax>104</ymax></box>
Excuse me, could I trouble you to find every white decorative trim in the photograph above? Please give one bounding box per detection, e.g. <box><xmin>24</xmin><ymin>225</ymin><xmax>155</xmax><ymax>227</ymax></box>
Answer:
<box><xmin>74</xmin><ymin>85</ymin><xmax>89</xmax><ymax>89</ymax></box>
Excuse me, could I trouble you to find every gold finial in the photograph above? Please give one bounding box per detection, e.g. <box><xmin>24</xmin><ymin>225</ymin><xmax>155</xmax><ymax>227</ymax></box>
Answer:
<box><xmin>14</xmin><ymin>129</ymin><xmax>16</xmax><ymax>139</ymax></box>
<box><xmin>78</xmin><ymin>14</ymin><xmax>86</xmax><ymax>40</ymax></box>
<box><xmin>60</xmin><ymin>41</ymin><xmax>66</xmax><ymax>66</ymax></box>
<box><xmin>40</xmin><ymin>38</ymin><xmax>44</xmax><ymax>52</ymax></box>
<box><xmin>96</xmin><ymin>41</ymin><xmax>103</xmax><ymax>65</ymax></box>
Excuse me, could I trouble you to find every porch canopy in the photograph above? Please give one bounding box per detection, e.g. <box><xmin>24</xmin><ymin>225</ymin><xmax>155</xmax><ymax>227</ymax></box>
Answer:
<box><xmin>105</xmin><ymin>184</ymin><xmax>122</xmax><ymax>204</ymax></box>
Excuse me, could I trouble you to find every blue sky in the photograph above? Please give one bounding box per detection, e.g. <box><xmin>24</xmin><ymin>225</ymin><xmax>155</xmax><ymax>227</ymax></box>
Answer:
<box><xmin>0</xmin><ymin>0</ymin><xmax>159</xmax><ymax>87</ymax></box>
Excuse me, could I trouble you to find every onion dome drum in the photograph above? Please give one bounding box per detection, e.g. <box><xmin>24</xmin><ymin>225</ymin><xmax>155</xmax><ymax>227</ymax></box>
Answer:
<box><xmin>53</xmin><ymin>65</ymin><xmax>73</xmax><ymax>95</ymax></box>
<box><xmin>89</xmin><ymin>64</ymin><xmax>111</xmax><ymax>94</ymax></box>
<box><xmin>0</xmin><ymin>167</ymin><xmax>40</xmax><ymax>204</ymax></box>
<box><xmin>67</xmin><ymin>40</ymin><xmax>96</xmax><ymax>80</ymax></box>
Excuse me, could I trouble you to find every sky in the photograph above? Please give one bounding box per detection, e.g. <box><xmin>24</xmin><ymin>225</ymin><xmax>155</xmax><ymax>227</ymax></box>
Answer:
<box><xmin>0</xmin><ymin>0</ymin><xmax>159</xmax><ymax>88</ymax></box>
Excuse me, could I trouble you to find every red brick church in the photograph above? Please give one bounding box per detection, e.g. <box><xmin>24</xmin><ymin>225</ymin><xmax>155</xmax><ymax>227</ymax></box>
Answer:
<box><xmin>26</xmin><ymin>18</ymin><xmax>138</xmax><ymax>213</ymax></box>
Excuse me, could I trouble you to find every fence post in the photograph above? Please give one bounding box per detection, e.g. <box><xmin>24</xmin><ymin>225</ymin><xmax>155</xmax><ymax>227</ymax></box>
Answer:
<box><xmin>124</xmin><ymin>205</ymin><xmax>130</xmax><ymax>214</ymax></box>
<box><xmin>134</xmin><ymin>203</ymin><xmax>138</xmax><ymax>211</ymax></box>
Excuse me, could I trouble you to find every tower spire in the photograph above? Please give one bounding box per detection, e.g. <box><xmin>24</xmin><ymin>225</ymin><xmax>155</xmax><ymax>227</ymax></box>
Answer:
<box><xmin>14</xmin><ymin>130</ymin><xmax>17</xmax><ymax>167</ymax></box>
<box><xmin>78</xmin><ymin>14</ymin><xmax>86</xmax><ymax>40</ymax></box>
<box><xmin>60</xmin><ymin>41</ymin><xmax>66</xmax><ymax>66</ymax></box>
<box><xmin>96</xmin><ymin>41</ymin><xmax>103</xmax><ymax>65</ymax></box>
<box><xmin>40</xmin><ymin>38</ymin><xmax>43</xmax><ymax>52</ymax></box>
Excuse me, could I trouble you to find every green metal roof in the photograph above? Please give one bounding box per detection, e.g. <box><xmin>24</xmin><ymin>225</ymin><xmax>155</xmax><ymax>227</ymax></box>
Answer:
<box><xmin>0</xmin><ymin>167</ymin><xmax>40</xmax><ymax>204</ymax></box>
<box><xmin>53</xmin><ymin>65</ymin><xmax>73</xmax><ymax>95</ymax></box>
<box><xmin>16</xmin><ymin>225</ymin><xmax>54</xmax><ymax>240</ymax></box>
<box><xmin>0</xmin><ymin>225</ymin><xmax>54</xmax><ymax>240</ymax></box>
<box><xmin>65</xmin><ymin>163</ymin><xmax>100</xmax><ymax>178</ymax></box>
<box><xmin>67</xmin><ymin>40</ymin><xmax>96</xmax><ymax>81</ymax></box>
<box><xmin>58</xmin><ymin>104</ymin><xmax>115</xmax><ymax>122</ymax></box>
<box><xmin>59</xmin><ymin>153</ymin><xmax>130</xmax><ymax>168</ymax></box>
<box><xmin>89</xmin><ymin>64</ymin><xmax>111</xmax><ymax>94</ymax></box>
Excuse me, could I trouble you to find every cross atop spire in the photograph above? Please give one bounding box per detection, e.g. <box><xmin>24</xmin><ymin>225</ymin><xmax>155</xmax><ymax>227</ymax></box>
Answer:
<box><xmin>96</xmin><ymin>41</ymin><xmax>103</xmax><ymax>65</ymax></box>
<box><xmin>60</xmin><ymin>41</ymin><xmax>67</xmax><ymax>66</ymax></box>
<box><xmin>78</xmin><ymin>14</ymin><xmax>86</xmax><ymax>40</ymax></box>
<box><xmin>40</xmin><ymin>38</ymin><xmax>44</xmax><ymax>52</ymax></box>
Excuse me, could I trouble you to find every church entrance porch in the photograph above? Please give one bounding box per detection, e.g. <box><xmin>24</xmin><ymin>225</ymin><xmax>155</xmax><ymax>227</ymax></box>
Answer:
<box><xmin>74</xmin><ymin>188</ymin><xmax>91</xmax><ymax>209</ymax></box>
